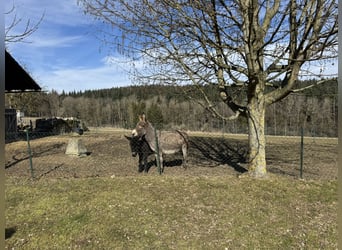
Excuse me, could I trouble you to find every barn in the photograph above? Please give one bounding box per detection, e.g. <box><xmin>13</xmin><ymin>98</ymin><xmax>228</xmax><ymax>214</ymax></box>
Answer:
<box><xmin>5</xmin><ymin>50</ymin><xmax>42</xmax><ymax>134</ymax></box>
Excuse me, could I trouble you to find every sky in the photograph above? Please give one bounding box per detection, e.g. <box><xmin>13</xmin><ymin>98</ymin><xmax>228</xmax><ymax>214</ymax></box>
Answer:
<box><xmin>5</xmin><ymin>0</ymin><xmax>338</xmax><ymax>94</ymax></box>
<box><xmin>5</xmin><ymin>0</ymin><xmax>133</xmax><ymax>93</ymax></box>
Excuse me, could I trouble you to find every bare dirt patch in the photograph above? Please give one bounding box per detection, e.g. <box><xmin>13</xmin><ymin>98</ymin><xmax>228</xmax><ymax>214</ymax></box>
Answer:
<box><xmin>5</xmin><ymin>129</ymin><xmax>337</xmax><ymax>180</ymax></box>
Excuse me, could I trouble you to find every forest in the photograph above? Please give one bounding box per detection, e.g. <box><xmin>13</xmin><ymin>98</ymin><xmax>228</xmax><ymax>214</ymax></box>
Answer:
<box><xmin>5</xmin><ymin>79</ymin><xmax>337</xmax><ymax>137</ymax></box>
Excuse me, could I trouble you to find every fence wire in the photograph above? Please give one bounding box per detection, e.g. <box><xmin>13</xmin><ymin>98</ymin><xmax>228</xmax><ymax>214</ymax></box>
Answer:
<box><xmin>5</xmin><ymin>127</ymin><xmax>337</xmax><ymax>181</ymax></box>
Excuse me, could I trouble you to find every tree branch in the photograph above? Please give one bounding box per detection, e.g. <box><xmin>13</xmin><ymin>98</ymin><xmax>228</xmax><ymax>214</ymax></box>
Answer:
<box><xmin>5</xmin><ymin>5</ymin><xmax>44</xmax><ymax>44</ymax></box>
<box><xmin>291</xmin><ymin>78</ymin><xmax>337</xmax><ymax>93</ymax></box>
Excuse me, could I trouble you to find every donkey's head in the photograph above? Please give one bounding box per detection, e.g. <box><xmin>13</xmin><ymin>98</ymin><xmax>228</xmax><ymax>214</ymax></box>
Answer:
<box><xmin>125</xmin><ymin>134</ymin><xmax>145</xmax><ymax>157</ymax></box>
<box><xmin>132</xmin><ymin>114</ymin><xmax>150</xmax><ymax>137</ymax></box>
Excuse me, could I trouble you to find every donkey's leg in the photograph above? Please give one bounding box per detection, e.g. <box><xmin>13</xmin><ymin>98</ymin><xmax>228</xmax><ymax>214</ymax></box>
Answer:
<box><xmin>181</xmin><ymin>143</ymin><xmax>188</xmax><ymax>169</ymax></box>
<box><xmin>138</xmin><ymin>153</ymin><xmax>144</xmax><ymax>173</ymax></box>
<box><xmin>156</xmin><ymin>152</ymin><xmax>164</xmax><ymax>173</ymax></box>
<box><xmin>143</xmin><ymin>154</ymin><xmax>149</xmax><ymax>173</ymax></box>
<box><xmin>160</xmin><ymin>154</ymin><xmax>164</xmax><ymax>173</ymax></box>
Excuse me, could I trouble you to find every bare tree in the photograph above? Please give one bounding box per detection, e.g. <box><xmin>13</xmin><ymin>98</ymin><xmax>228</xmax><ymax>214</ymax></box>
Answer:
<box><xmin>79</xmin><ymin>0</ymin><xmax>337</xmax><ymax>178</ymax></box>
<box><xmin>5</xmin><ymin>3</ymin><xmax>44</xmax><ymax>44</ymax></box>
<box><xmin>5</xmin><ymin>92</ymin><xmax>48</xmax><ymax>116</ymax></box>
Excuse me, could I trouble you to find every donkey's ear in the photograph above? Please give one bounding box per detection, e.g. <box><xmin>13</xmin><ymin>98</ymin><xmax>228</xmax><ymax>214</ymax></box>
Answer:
<box><xmin>138</xmin><ymin>113</ymin><xmax>147</xmax><ymax>122</ymax></box>
<box><xmin>124</xmin><ymin>135</ymin><xmax>132</xmax><ymax>140</ymax></box>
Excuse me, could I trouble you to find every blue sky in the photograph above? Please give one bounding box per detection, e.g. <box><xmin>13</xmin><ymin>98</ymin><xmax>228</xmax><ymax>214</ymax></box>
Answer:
<box><xmin>5</xmin><ymin>0</ymin><xmax>133</xmax><ymax>93</ymax></box>
<box><xmin>5</xmin><ymin>1</ymin><xmax>338</xmax><ymax>94</ymax></box>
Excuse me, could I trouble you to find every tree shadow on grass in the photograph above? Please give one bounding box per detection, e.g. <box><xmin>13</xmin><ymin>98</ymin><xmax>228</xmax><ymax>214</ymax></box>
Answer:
<box><xmin>36</xmin><ymin>164</ymin><xmax>65</xmax><ymax>180</ymax></box>
<box><xmin>138</xmin><ymin>158</ymin><xmax>184</xmax><ymax>173</ymax></box>
<box><xmin>5</xmin><ymin>143</ymin><xmax>65</xmax><ymax>169</ymax></box>
<box><xmin>128</xmin><ymin>136</ymin><xmax>248</xmax><ymax>174</ymax></box>
<box><xmin>189</xmin><ymin>136</ymin><xmax>248</xmax><ymax>173</ymax></box>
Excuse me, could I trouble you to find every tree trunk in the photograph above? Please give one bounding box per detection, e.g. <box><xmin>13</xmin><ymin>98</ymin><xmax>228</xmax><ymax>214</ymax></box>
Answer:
<box><xmin>247</xmin><ymin>98</ymin><xmax>267</xmax><ymax>178</ymax></box>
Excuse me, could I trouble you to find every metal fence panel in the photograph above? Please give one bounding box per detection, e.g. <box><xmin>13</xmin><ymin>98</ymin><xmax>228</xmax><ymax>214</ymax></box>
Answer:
<box><xmin>5</xmin><ymin>128</ymin><xmax>337</xmax><ymax>180</ymax></box>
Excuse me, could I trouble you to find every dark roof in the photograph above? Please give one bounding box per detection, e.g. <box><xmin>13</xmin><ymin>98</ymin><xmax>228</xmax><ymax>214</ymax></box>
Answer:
<box><xmin>5</xmin><ymin>50</ymin><xmax>41</xmax><ymax>92</ymax></box>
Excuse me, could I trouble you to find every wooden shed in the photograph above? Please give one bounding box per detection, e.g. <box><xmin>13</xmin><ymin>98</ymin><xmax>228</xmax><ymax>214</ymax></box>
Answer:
<box><xmin>5</xmin><ymin>50</ymin><xmax>42</xmax><ymax>134</ymax></box>
<box><xmin>5</xmin><ymin>109</ymin><xmax>17</xmax><ymax>134</ymax></box>
<box><xmin>5</xmin><ymin>50</ymin><xmax>41</xmax><ymax>93</ymax></box>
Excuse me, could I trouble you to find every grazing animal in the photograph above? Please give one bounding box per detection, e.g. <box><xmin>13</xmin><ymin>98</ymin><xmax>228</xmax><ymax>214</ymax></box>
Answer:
<box><xmin>125</xmin><ymin>135</ymin><xmax>154</xmax><ymax>173</ymax></box>
<box><xmin>132</xmin><ymin>114</ymin><xmax>189</xmax><ymax>173</ymax></box>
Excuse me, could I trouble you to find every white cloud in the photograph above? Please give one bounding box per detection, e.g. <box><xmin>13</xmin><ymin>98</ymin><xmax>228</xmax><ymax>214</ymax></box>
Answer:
<box><xmin>5</xmin><ymin>0</ymin><xmax>136</xmax><ymax>93</ymax></box>
<box><xmin>21</xmin><ymin>34</ymin><xmax>85</xmax><ymax>48</ymax></box>
<box><xmin>37</xmin><ymin>64</ymin><xmax>132</xmax><ymax>93</ymax></box>
<box><xmin>5</xmin><ymin>0</ymin><xmax>94</xmax><ymax>49</ymax></box>
<box><xmin>7</xmin><ymin>0</ymin><xmax>337</xmax><ymax>94</ymax></box>
<box><xmin>5</xmin><ymin>0</ymin><xmax>92</xmax><ymax>27</ymax></box>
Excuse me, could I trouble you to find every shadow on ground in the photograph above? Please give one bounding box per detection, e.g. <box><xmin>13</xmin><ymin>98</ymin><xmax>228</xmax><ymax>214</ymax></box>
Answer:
<box><xmin>189</xmin><ymin>136</ymin><xmax>248</xmax><ymax>173</ymax></box>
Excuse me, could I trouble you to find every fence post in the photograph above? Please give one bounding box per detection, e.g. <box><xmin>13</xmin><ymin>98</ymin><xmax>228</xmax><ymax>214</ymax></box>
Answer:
<box><xmin>300</xmin><ymin>127</ymin><xmax>304</xmax><ymax>179</ymax></box>
<box><xmin>154</xmin><ymin>127</ymin><xmax>162</xmax><ymax>175</ymax></box>
<box><xmin>25</xmin><ymin>129</ymin><xmax>34</xmax><ymax>179</ymax></box>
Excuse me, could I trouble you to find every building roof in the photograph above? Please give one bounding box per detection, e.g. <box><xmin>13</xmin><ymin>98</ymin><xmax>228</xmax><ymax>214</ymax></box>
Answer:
<box><xmin>5</xmin><ymin>50</ymin><xmax>42</xmax><ymax>92</ymax></box>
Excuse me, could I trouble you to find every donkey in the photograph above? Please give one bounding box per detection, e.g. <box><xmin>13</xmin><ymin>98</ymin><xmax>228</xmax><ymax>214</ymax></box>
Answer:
<box><xmin>125</xmin><ymin>135</ymin><xmax>154</xmax><ymax>173</ymax></box>
<box><xmin>132</xmin><ymin>114</ymin><xmax>189</xmax><ymax>173</ymax></box>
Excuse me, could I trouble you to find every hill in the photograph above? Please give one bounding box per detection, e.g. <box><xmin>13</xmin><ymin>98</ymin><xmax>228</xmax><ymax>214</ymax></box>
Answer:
<box><xmin>6</xmin><ymin>79</ymin><xmax>338</xmax><ymax>137</ymax></box>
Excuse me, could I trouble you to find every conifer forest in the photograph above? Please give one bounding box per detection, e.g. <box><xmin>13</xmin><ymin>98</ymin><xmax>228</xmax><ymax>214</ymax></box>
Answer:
<box><xmin>6</xmin><ymin>79</ymin><xmax>337</xmax><ymax>137</ymax></box>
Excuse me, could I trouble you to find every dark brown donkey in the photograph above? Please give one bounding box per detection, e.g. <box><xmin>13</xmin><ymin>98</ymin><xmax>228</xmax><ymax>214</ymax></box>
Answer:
<box><xmin>125</xmin><ymin>135</ymin><xmax>154</xmax><ymax>173</ymax></box>
<box><xmin>132</xmin><ymin>114</ymin><xmax>189</xmax><ymax>173</ymax></box>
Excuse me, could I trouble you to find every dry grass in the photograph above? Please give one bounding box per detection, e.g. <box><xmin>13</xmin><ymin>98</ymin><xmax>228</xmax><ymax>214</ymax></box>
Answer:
<box><xmin>5</xmin><ymin>176</ymin><xmax>337</xmax><ymax>249</ymax></box>
<box><xmin>5</xmin><ymin>129</ymin><xmax>337</xmax><ymax>248</ymax></box>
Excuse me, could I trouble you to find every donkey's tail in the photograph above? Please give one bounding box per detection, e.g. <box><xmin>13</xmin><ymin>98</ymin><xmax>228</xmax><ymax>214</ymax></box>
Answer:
<box><xmin>175</xmin><ymin>130</ymin><xmax>189</xmax><ymax>147</ymax></box>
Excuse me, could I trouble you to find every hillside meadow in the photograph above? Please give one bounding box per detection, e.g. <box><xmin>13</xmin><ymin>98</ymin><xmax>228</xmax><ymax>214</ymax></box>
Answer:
<box><xmin>5</xmin><ymin>129</ymin><xmax>337</xmax><ymax>249</ymax></box>
<box><xmin>5</xmin><ymin>175</ymin><xmax>337</xmax><ymax>249</ymax></box>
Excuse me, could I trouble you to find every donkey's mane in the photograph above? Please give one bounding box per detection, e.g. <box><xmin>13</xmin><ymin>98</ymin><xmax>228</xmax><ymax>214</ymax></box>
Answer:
<box><xmin>145</xmin><ymin>120</ymin><xmax>154</xmax><ymax>133</ymax></box>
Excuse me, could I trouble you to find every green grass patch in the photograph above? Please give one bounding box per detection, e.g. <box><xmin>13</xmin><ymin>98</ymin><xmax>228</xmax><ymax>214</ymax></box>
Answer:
<box><xmin>6</xmin><ymin>176</ymin><xmax>337</xmax><ymax>249</ymax></box>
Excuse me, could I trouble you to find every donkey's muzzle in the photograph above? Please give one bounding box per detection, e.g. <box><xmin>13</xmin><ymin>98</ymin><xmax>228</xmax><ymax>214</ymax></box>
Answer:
<box><xmin>132</xmin><ymin>129</ymin><xmax>138</xmax><ymax>137</ymax></box>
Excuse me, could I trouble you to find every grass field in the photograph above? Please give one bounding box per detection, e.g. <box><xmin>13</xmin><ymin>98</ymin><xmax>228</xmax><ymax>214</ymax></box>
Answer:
<box><xmin>5</xmin><ymin>176</ymin><xmax>337</xmax><ymax>249</ymax></box>
<box><xmin>5</xmin><ymin>129</ymin><xmax>338</xmax><ymax>249</ymax></box>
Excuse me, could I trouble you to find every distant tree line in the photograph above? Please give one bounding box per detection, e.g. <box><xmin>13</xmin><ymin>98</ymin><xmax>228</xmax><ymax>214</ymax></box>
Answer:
<box><xmin>5</xmin><ymin>79</ymin><xmax>337</xmax><ymax>137</ymax></box>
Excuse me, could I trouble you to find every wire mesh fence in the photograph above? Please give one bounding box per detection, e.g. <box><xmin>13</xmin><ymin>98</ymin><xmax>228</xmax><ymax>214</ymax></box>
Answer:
<box><xmin>5</xmin><ymin>126</ymin><xmax>337</xmax><ymax>181</ymax></box>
